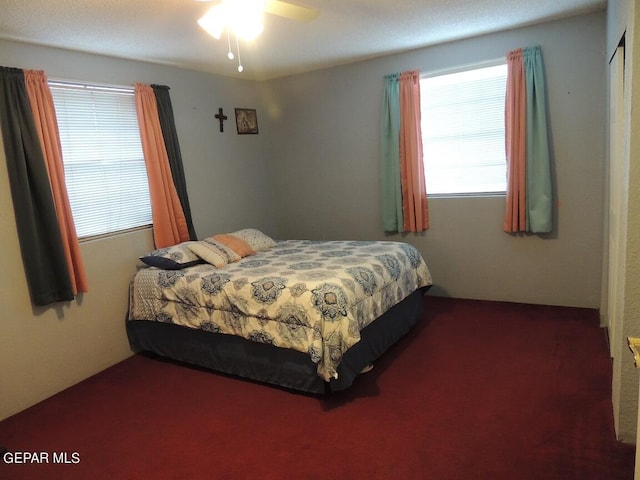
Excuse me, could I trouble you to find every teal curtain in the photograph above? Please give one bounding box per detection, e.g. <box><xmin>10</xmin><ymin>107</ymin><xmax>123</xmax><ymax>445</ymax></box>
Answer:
<box><xmin>523</xmin><ymin>46</ymin><xmax>552</xmax><ymax>233</ymax></box>
<box><xmin>381</xmin><ymin>74</ymin><xmax>402</xmax><ymax>232</ymax></box>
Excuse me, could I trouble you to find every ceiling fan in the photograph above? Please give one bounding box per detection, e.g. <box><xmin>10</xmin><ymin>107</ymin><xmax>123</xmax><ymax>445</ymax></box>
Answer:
<box><xmin>195</xmin><ymin>0</ymin><xmax>319</xmax><ymax>72</ymax></box>
<box><xmin>196</xmin><ymin>0</ymin><xmax>319</xmax><ymax>34</ymax></box>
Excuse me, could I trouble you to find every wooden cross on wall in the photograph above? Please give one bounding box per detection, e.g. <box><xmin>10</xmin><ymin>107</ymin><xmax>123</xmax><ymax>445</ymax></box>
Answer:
<box><xmin>214</xmin><ymin>108</ymin><xmax>228</xmax><ymax>132</ymax></box>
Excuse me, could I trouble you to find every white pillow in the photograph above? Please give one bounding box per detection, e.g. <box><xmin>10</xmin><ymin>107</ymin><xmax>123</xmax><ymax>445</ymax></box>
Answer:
<box><xmin>229</xmin><ymin>229</ymin><xmax>276</xmax><ymax>252</ymax></box>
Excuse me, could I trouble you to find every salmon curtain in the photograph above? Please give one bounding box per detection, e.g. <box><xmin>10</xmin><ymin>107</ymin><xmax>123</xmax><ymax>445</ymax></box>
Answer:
<box><xmin>504</xmin><ymin>49</ymin><xmax>527</xmax><ymax>232</ymax></box>
<box><xmin>151</xmin><ymin>84</ymin><xmax>197</xmax><ymax>241</ymax></box>
<box><xmin>399</xmin><ymin>71</ymin><xmax>429</xmax><ymax>232</ymax></box>
<box><xmin>381</xmin><ymin>70</ymin><xmax>429</xmax><ymax>233</ymax></box>
<box><xmin>135</xmin><ymin>83</ymin><xmax>189</xmax><ymax>248</ymax></box>
<box><xmin>24</xmin><ymin>70</ymin><xmax>88</xmax><ymax>295</ymax></box>
<box><xmin>504</xmin><ymin>46</ymin><xmax>552</xmax><ymax>233</ymax></box>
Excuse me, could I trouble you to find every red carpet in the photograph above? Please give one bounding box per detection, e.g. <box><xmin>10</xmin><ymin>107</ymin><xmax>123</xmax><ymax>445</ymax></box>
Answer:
<box><xmin>0</xmin><ymin>296</ymin><xmax>635</xmax><ymax>479</ymax></box>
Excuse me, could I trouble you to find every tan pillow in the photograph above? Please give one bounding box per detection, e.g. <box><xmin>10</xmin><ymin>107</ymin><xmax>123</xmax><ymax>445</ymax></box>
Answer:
<box><xmin>213</xmin><ymin>234</ymin><xmax>256</xmax><ymax>257</ymax></box>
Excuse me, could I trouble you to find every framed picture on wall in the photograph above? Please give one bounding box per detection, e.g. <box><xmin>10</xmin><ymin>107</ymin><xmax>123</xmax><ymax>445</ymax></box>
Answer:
<box><xmin>235</xmin><ymin>108</ymin><xmax>259</xmax><ymax>135</ymax></box>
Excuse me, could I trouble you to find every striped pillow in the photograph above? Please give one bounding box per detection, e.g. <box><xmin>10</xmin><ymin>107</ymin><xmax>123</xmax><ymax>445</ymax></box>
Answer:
<box><xmin>187</xmin><ymin>238</ymin><xmax>240</xmax><ymax>268</ymax></box>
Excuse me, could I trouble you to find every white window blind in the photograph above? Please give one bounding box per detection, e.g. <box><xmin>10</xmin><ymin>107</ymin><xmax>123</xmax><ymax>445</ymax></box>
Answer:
<box><xmin>49</xmin><ymin>81</ymin><xmax>152</xmax><ymax>238</ymax></box>
<box><xmin>420</xmin><ymin>63</ymin><xmax>507</xmax><ymax>196</ymax></box>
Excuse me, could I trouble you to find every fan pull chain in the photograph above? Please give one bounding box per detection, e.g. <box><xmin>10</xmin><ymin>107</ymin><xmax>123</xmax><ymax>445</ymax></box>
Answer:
<box><xmin>226</xmin><ymin>31</ymin><xmax>234</xmax><ymax>60</ymax></box>
<box><xmin>235</xmin><ymin>33</ymin><xmax>244</xmax><ymax>72</ymax></box>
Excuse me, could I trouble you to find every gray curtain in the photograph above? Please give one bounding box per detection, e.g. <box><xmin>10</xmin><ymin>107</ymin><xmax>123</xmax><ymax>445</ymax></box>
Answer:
<box><xmin>0</xmin><ymin>66</ymin><xmax>73</xmax><ymax>305</ymax></box>
<box><xmin>151</xmin><ymin>84</ymin><xmax>197</xmax><ymax>240</ymax></box>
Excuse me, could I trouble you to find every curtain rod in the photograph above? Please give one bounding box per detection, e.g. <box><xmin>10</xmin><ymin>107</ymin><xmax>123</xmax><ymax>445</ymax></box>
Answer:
<box><xmin>47</xmin><ymin>78</ymin><xmax>134</xmax><ymax>93</ymax></box>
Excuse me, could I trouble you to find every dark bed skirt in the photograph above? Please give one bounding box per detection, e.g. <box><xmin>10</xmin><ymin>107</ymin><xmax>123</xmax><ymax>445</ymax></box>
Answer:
<box><xmin>126</xmin><ymin>288</ymin><xmax>426</xmax><ymax>394</ymax></box>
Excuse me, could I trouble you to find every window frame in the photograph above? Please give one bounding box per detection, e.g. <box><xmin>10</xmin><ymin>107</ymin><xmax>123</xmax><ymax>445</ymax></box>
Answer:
<box><xmin>48</xmin><ymin>78</ymin><xmax>152</xmax><ymax>241</ymax></box>
<box><xmin>419</xmin><ymin>59</ymin><xmax>508</xmax><ymax>199</ymax></box>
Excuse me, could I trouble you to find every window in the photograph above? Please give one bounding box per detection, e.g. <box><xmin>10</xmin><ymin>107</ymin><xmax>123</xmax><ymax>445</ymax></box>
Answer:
<box><xmin>420</xmin><ymin>62</ymin><xmax>507</xmax><ymax>196</ymax></box>
<box><xmin>49</xmin><ymin>81</ymin><xmax>152</xmax><ymax>239</ymax></box>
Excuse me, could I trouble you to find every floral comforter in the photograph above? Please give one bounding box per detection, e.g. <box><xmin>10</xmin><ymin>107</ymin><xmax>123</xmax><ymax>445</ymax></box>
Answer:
<box><xmin>128</xmin><ymin>240</ymin><xmax>432</xmax><ymax>381</ymax></box>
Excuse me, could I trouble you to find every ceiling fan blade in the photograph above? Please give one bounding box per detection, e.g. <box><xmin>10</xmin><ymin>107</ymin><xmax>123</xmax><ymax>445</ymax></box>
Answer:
<box><xmin>264</xmin><ymin>0</ymin><xmax>319</xmax><ymax>22</ymax></box>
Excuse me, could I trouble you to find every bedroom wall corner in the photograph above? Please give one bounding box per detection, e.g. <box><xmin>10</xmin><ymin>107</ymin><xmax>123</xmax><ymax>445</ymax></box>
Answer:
<box><xmin>264</xmin><ymin>11</ymin><xmax>607</xmax><ymax>309</ymax></box>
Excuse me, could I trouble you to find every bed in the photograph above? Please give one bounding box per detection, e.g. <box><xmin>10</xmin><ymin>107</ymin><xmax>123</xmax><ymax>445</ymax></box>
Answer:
<box><xmin>126</xmin><ymin>230</ymin><xmax>432</xmax><ymax>393</ymax></box>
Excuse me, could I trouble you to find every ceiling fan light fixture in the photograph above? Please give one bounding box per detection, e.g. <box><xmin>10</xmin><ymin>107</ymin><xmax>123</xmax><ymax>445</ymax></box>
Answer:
<box><xmin>198</xmin><ymin>0</ymin><xmax>265</xmax><ymax>41</ymax></box>
<box><xmin>228</xmin><ymin>0</ymin><xmax>265</xmax><ymax>40</ymax></box>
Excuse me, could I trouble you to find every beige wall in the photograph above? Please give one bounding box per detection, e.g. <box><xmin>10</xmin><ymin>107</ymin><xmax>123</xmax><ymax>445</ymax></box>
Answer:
<box><xmin>0</xmin><ymin>194</ymin><xmax>153</xmax><ymax>421</ymax></box>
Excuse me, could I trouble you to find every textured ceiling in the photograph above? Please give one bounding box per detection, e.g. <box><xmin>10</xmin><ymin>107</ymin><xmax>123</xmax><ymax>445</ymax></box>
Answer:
<box><xmin>0</xmin><ymin>0</ymin><xmax>606</xmax><ymax>80</ymax></box>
